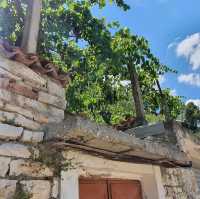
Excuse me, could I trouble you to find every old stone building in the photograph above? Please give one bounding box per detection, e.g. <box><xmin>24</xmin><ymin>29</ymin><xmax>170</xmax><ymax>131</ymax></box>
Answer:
<box><xmin>0</xmin><ymin>54</ymin><xmax>199</xmax><ymax>199</ymax></box>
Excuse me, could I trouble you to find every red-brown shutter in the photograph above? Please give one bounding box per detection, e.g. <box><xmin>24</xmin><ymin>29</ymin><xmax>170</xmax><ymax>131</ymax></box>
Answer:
<box><xmin>109</xmin><ymin>180</ymin><xmax>143</xmax><ymax>199</ymax></box>
<box><xmin>79</xmin><ymin>179</ymin><xmax>143</xmax><ymax>199</ymax></box>
<box><xmin>79</xmin><ymin>179</ymin><xmax>108</xmax><ymax>199</ymax></box>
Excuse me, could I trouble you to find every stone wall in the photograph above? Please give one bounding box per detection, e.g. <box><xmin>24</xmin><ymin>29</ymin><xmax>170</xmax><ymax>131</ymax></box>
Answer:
<box><xmin>0</xmin><ymin>123</ymin><xmax>61</xmax><ymax>199</ymax></box>
<box><xmin>193</xmin><ymin>168</ymin><xmax>200</xmax><ymax>194</ymax></box>
<box><xmin>161</xmin><ymin>167</ymin><xmax>200</xmax><ymax>199</ymax></box>
<box><xmin>1</xmin><ymin>56</ymin><xmax>200</xmax><ymax>199</ymax></box>
<box><xmin>0</xmin><ymin>56</ymin><xmax>66</xmax><ymax>199</ymax></box>
<box><xmin>161</xmin><ymin>122</ymin><xmax>200</xmax><ymax>199</ymax></box>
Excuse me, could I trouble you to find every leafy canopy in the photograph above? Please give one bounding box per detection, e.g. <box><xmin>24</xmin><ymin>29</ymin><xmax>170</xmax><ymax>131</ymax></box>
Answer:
<box><xmin>184</xmin><ymin>102</ymin><xmax>200</xmax><ymax>130</ymax></box>
<box><xmin>0</xmin><ymin>0</ymin><xmax>183</xmax><ymax>124</ymax></box>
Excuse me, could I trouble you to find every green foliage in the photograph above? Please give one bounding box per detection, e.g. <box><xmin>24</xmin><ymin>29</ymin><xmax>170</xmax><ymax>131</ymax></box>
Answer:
<box><xmin>163</xmin><ymin>90</ymin><xmax>184</xmax><ymax>119</ymax></box>
<box><xmin>38</xmin><ymin>144</ymin><xmax>74</xmax><ymax>176</ymax></box>
<box><xmin>145</xmin><ymin>113</ymin><xmax>165</xmax><ymax>123</ymax></box>
<box><xmin>13</xmin><ymin>183</ymin><xmax>32</xmax><ymax>199</ymax></box>
<box><xmin>0</xmin><ymin>0</ymin><xmax>183</xmax><ymax>125</ymax></box>
<box><xmin>143</xmin><ymin>88</ymin><xmax>184</xmax><ymax>120</ymax></box>
<box><xmin>0</xmin><ymin>0</ymin><xmax>27</xmax><ymax>45</ymax></box>
<box><xmin>91</xmin><ymin>0</ymin><xmax>130</xmax><ymax>10</ymax></box>
<box><xmin>0</xmin><ymin>0</ymin><xmax>8</xmax><ymax>8</ymax></box>
<box><xmin>68</xmin><ymin>77</ymin><xmax>135</xmax><ymax>124</ymax></box>
<box><xmin>110</xmin><ymin>28</ymin><xmax>182</xmax><ymax>120</ymax></box>
<box><xmin>184</xmin><ymin>102</ymin><xmax>200</xmax><ymax>130</ymax></box>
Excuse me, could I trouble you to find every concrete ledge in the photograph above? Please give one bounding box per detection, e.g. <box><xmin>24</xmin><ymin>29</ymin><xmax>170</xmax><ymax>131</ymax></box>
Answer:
<box><xmin>45</xmin><ymin>114</ymin><xmax>190</xmax><ymax>167</ymax></box>
<box><xmin>125</xmin><ymin>122</ymin><xmax>165</xmax><ymax>138</ymax></box>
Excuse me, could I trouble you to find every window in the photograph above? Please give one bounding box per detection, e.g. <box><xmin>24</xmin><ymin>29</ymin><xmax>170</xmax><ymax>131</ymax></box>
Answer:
<box><xmin>79</xmin><ymin>179</ymin><xmax>143</xmax><ymax>199</ymax></box>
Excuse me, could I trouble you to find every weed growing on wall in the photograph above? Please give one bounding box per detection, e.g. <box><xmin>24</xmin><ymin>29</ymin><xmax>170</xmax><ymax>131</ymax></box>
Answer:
<box><xmin>37</xmin><ymin>143</ymin><xmax>75</xmax><ymax>176</ymax></box>
<box><xmin>13</xmin><ymin>182</ymin><xmax>32</xmax><ymax>199</ymax></box>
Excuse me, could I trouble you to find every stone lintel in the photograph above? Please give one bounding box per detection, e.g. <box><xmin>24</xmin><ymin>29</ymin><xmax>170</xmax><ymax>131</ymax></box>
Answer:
<box><xmin>45</xmin><ymin>114</ymin><xmax>190</xmax><ymax>167</ymax></box>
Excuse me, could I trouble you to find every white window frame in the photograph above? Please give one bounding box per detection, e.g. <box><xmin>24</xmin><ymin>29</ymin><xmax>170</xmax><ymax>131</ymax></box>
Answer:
<box><xmin>60</xmin><ymin>151</ymin><xmax>165</xmax><ymax>199</ymax></box>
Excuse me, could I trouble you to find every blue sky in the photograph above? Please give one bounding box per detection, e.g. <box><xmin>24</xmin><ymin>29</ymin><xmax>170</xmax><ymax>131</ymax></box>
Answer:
<box><xmin>93</xmin><ymin>0</ymin><xmax>200</xmax><ymax>106</ymax></box>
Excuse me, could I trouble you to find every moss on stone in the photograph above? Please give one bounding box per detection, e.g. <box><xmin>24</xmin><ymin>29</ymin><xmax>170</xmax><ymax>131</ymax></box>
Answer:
<box><xmin>13</xmin><ymin>182</ymin><xmax>32</xmax><ymax>199</ymax></box>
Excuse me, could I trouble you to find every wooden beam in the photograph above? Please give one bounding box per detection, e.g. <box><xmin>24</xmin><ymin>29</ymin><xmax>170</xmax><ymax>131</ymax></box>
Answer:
<box><xmin>50</xmin><ymin>141</ymin><xmax>192</xmax><ymax>168</ymax></box>
<box><xmin>21</xmin><ymin>0</ymin><xmax>42</xmax><ymax>53</ymax></box>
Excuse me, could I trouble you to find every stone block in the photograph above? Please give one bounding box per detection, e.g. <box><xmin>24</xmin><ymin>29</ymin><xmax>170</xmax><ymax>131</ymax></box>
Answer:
<box><xmin>10</xmin><ymin>159</ymin><xmax>53</xmax><ymax>178</ymax></box>
<box><xmin>0</xmin><ymin>179</ymin><xmax>17</xmax><ymax>199</ymax></box>
<box><xmin>0</xmin><ymin>110</ymin><xmax>41</xmax><ymax>130</ymax></box>
<box><xmin>49</xmin><ymin>106</ymin><xmax>64</xmax><ymax>120</ymax></box>
<box><xmin>0</xmin><ymin>88</ymin><xmax>64</xmax><ymax>119</ymax></box>
<box><xmin>47</xmin><ymin>115</ymin><xmax>64</xmax><ymax>123</ymax></box>
<box><xmin>0</xmin><ymin>65</ymin><xmax>48</xmax><ymax>92</ymax></box>
<box><xmin>22</xmin><ymin>130</ymin><xmax>44</xmax><ymax>143</ymax></box>
<box><xmin>47</xmin><ymin>79</ymin><xmax>65</xmax><ymax>98</ymax></box>
<box><xmin>8</xmin><ymin>81</ymin><xmax>38</xmax><ymax>100</ymax></box>
<box><xmin>38</xmin><ymin>91</ymin><xmax>66</xmax><ymax>109</ymax></box>
<box><xmin>20</xmin><ymin>180</ymin><xmax>51</xmax><ymax>199</ymax></box>
<box><xmin>0</xmin><ymin>77</ymin><xmax>39</xmax><ymax>100</ymax></box>
<box><xmin>0</xmin><ymin>55</ymin><xmax>46</xmax><ymax>87</ymax></box>
<box><xmin>0</xmin><ymin>157</ymin><xmax>11</xmax><ymax>177</ymax></box>
<box><xmin>0</xmin><ymin>101</ymin><xmax>49</xmax><ymax>124</ymax></box>
<box><xmin>125</xmin><ymin>122</ymin><xmax>165</xmax><ymax>138</ymax></box>
<box><xmin>0</xmin><ymin>76</ymin><xmax>10</xmax><ymax>88</ymax></box>
<box><xmin>0</xmin><ymin>67</ymin><xmax>21</xmax><ymax>81</ymax></box>
<box><xmin>0</xmin><ymin>143</ymin><xmax>31</xmax><ymax>158</ymax></box>
<box><xmin>0</xmin><ymin>123</ymin><xmax>23</xmax><ymax>140</ymax></box>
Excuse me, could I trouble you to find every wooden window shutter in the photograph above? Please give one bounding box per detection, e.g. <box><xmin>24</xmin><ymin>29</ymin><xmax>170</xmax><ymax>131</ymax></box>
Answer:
<box><xmin>79</xmin><ymin>179</ymin><xmax>108</xmax><ymax>199</ymax></box>
<box><xmin>109</xmin><ymin>180</ymin><xmax>143</xmax><ymax>199</ymax></box>
<box><xmin>79</xmin><ymin>179</ymin><xmax>143</xmax><ymax>199</ymax></box>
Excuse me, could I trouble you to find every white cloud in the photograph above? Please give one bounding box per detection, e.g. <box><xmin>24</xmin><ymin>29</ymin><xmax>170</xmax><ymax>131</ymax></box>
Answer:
<box><xmin>186</xmin><ymin>99</ymin><xmax>200</xmax><ymax>108</ymax></box>
<box><xmin>168</xmin><ymin>42</ymin><xmax>177</xmax><ymax>49</ymax></box>
<box><xmin>189</xmin><ymin>47</ymin><xmax>200</xmax><ymax>70</ymax></box>
<box><xmin>168</xmin><ymin>37</ymin><xmax>180</xmax><ymax>49</ymax></box>
<box><xmin>170</xmin><ymin>89</ymin><xmax>177</xmax><ymax>96</ymax></box>
<box><xmin>178</xmin><ymin>73</ymin><xmax>200</xmax><ymax>87</ymax></box>
<box><xmin>176</xmin><ymin>33</ymin><xmax>200</xmax><ymax>70</ymax></box>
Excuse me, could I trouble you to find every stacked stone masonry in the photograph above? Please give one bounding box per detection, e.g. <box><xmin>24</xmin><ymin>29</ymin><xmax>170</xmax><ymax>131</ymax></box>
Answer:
<box><xmin>0</xmin><ymin>131</ymin><xmax>59</xmax><ymax>199</ymax></box>
<box><xmin>0</xmin><ymin>55</ymin><xmax>66</xmax><ymax>129</ymax></box>
<box><xmin>194</xmin><ymin>168</ymin><xmax>200</xmax><ymax>193</ymax></box>
<box><xmin>0</xmin><ymin>56</ymin><xmax>64</xmax><ymax>199</ymax></box>
<box><xmin>161</xmin><ymin>166</ymin><xmax>200</xmax><ymax>199</ymax></box>
<box><xmin>0</xmin><ymin>56</ymin><xmax>200</xmax><ymax>199</ymax></box>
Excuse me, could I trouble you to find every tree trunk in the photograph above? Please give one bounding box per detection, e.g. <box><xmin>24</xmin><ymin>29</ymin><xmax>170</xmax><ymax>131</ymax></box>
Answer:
<box><xmin>156</xmin><ymin>80</ymin><xmax>171</xmax><ymax>121</ymax></box>
<box><xmin>128</xmin><ymin>63</ymin><xmax>146</xmax><ymax>125</ymax></box>
<box><xmin>21</xmin><ymin>0</ymin><xmax>42</xmax><ymax>53</ymax></box>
